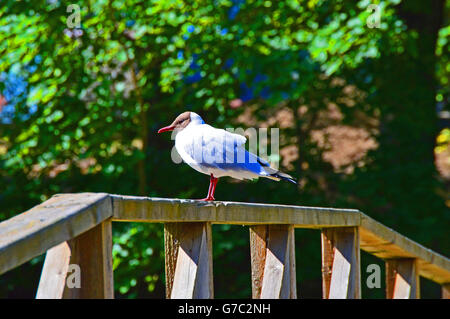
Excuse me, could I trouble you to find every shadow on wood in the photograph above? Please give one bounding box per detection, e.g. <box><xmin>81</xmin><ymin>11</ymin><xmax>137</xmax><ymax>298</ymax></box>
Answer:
<box><xmin>164</xmin><ymin>222</ymin><xmax>213</xmax><ymax>299</ymax></box>
<box><xmin>386</xmin><ymin>258</ymin><xmax>420</xmax><ymax>299</ymax></box>
<box><xmin>249</xmin><ymin>225</ymin><xmax>296</xmax><ymax>299</ymax></box>
<box><xmin>36</xmin><ymin>220</ymin><xmax>114</xmax><ymax>299</ymax></box>
<box><xmin>321</xmin><ymin>227</ymin><xmax>360</xmax><ymax>299</ymax></box>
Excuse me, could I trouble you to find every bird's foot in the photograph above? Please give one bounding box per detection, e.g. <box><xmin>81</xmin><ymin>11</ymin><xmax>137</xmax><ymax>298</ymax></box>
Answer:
<box><xmin>198</xmin><ymin>196</ymin><xmax>215</xmax><ymax>201</ymax></box>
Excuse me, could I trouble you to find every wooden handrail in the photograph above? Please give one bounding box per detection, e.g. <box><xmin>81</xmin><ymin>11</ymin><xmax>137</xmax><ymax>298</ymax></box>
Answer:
<box><xmin>110</xmin><ymin>195</ymin><xmax>450</xmax><ymax>285</ymax></box>
<box><xmin>110</xmin><ymin>195</ymin><xmax>362</xmax><ymax>227</ymax></box>
<box><xmin>0</xmin><ymin>193</ymin><xmax>111</xmax><ymax>275</ymax></box>
<box><xmin>0</xmin><ymin>192</ymin><xmax>449</xmax><ymax>298</ymax></box>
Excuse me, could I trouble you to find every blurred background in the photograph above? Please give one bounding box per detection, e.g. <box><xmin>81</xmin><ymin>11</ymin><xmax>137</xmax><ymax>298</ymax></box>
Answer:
<box><xmin>0</xmin><ymin>0</ymin><xmax>449</xmax><ymax>298</ymax></box>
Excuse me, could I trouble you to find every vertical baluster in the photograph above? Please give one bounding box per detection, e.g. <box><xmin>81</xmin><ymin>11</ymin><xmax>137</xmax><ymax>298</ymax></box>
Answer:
<box><xmin>164</xmin><ymin>222</ymin><xmax>213</xmax><ymax>299</ymax></box>
<box><xmin>321</xmin><ymin>227</ymin><xmax>361</xmax><ymax>299</ymax></box>
<box><xmin>249</xmin><ymin>224</ymin><xmax>297</xmax><ymax>299</ymax></box>
<box><xmin>442</xmin><ymin>284</ymin><xmax>450</xmax><ymax>299</ymax></box>
<box><xmin>36</xmin><ymin>220</ymin><xmax>114</xmax><ymax>299</ymax></box>
<box><xmin>385</xmin><ymin>258</ymin><xmax>420</xmax><ymax>299</ymax></box>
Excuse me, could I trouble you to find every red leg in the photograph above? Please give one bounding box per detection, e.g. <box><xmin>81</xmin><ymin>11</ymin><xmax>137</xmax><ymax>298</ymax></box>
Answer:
<box><xmin>199</xmin><ymin>174</ymin><xmax>218</xmax><ymax>201</ymax></box>
<box><xmin>210</xmin><ymin>176</ymin><xmax>218</xmax><ymax>199</ymax></box>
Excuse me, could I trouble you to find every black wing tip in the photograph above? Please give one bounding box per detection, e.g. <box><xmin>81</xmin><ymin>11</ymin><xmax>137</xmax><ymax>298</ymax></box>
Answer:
<box><xmin>257</xmin><ymin>157</ymin><xmax>270</xmax><ymax>167</ymax></box>
<box><xmin>283</xmin><ymin>176</ymin><xmax>298</xmax><ymax>185</ymax></box>
<box><xmin>272</xmin><ymin>173</ymin><xmax>298</xmax><ymax>185</ymax></box>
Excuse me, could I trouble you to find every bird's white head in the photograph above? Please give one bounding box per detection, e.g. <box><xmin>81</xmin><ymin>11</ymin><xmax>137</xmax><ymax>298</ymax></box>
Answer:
<box><xmin>189</xmin><ymin>112</ymin><xmax>205</xmax><ymax>125</ymax></box>
<box><xmin>157</xmin><ymin>111</ymin><xmax>205</xmax><ymax>133</ymax></box>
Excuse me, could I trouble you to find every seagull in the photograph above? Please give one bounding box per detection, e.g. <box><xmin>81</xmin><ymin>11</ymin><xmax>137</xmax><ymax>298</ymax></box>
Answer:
<box><xmin>158</xmin><ymin>111</ymin><xmax>297</xmax><ymax>201</ymax></box>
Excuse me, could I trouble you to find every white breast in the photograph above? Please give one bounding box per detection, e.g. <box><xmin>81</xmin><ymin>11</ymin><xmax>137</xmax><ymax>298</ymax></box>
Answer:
<box><xmin>175</xmin><ymin>125</ymin><xmax>211</xmax><ymax>176</ymax></box>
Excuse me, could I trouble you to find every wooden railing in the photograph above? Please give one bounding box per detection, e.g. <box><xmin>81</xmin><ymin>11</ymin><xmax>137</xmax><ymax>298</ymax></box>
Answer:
<box><xmin>0</xmin><ymin>192</ymin><xmax>449</xmax><ymax>298</ymax></box>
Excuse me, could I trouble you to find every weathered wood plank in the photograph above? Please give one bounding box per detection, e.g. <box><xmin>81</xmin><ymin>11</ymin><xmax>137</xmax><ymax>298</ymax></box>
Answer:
<box><xmin>249</xmin><ymin>225</ymin><xmax>267</xmax><ymax>299</ymax></box>
<box><xmin>36</xmin><ymin>220</ymin><xmax>114</xmax><ymax>299</ymax></box>
<box><xmin>360</xmin><ymin>214</ymin><xmax>450</xmax><ymax>284</ymax></box>
<box><xmin>164</xmin><ymin>223</ymin><xmax>180</xmax><ymax>298</ymax></box>
<box><xmin>36</xmin><ymin>242</ymin><xmax>72</xmax><ymax>299</ymax></box>
<box><xmin>111</xmin><ymin>195</ymin><xmax>449</xmax><ymax>286</ymax></box>
<box><xmin>0</xmin><ymin>193</ymin><xmax>112</xmax><ymax>275</ymax></box>
<box><xmin>385</xmin><ymin>258</ymin><xmax>420</xmax><ymax>299</ymax></box>
<box><xmin>321</xmin><ymin>230</ymin><xmax>334</xmax><ymax>299</ymax></box>
<box><xmin>250</xmin><ymin>225</ymin><xmax>296</xmax><ymax>299</ymax></box>
<box><xmin>195</xmin><ymin>222</ymin><xmax>213</xmax><ymax>298</ymax></box>
<box><xmin>111</xmin><ymin>195</ymin><xmax>361</xmax><ymax>228</ymax></box>
<box><xmin>2</xmin><ymin>192</ymin><xmax>449</xmax><ymax>292</ymax></box>
<box><xmin>321</xmin><ymin>227</ymin><xmax>361</xmax><ymax>299</ymax></box>
<box><xmin>68</xmin><ymin>220</ymin><xmax>113</xmax><ymax>298</ymax></box>
<box><xmin>164</xmin><ymin>222</ymin><xmax>213</xmax><ymax>299</ymax></box>
<box><xmin>287</xmin><ymin>226</ymin><xmax>297</xmax><ymax>298</ymax></box>
<box><xmin>442</xmin><ymin>284</ymin><xmax>450</xmax><ymax>299</ymax></box>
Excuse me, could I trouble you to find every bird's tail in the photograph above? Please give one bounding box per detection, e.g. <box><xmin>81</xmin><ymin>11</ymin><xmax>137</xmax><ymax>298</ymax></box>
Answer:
<box><xmin>257</xmin><ymin>159</ymin><xmax>297</xmax><ymax>184</ymax></box>
<box><xmin>269</xmin><ymin>171</ymin><xmax>298</xmax><ymax>185</ymax></box>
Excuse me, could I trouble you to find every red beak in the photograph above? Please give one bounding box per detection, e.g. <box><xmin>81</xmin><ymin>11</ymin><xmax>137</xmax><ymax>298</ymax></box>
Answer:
<box><xmin>158</xmin><ymin>125</ymin><xmax>175</xmax><ymax>133</ymax></box>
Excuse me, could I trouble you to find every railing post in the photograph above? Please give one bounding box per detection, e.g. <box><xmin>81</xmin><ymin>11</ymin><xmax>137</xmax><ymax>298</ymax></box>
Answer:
<box><xmin>36</xmin><ymin>220</ymin><xmax>114</xmax><ymax>299</ymax></box>
<box><xmin>164</xmin><ymin>222</ymin><xmax>213</xmax><ymax>299</ymax></box>
<box><xmin>442</xmin><ymin>284</ymin><xmax>450</xmax><ymax>299</ymax></box>
<box><xmin>321</xmin><ymin>227</ymin><xmax>361</xmax><ymax>299</ymax></box>
<box><xmin>385</xmin><ymin>258</ymin><xmax>420</xmax><ymax>299</ymax></box>
<box><xmin>249</xmin><ymin>225</ymin><xmax>297</xmax><ymax>299</ymax></box>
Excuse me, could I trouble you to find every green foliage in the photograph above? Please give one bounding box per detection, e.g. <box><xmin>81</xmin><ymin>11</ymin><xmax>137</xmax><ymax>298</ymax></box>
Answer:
<box><xmin>0</xmin><ymin>0</ymin><xmax>448</xmax><ymax>298</ymax></box>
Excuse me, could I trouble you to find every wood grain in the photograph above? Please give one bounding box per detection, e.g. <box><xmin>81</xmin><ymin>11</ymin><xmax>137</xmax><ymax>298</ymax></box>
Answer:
<box><xmin>111</xmin><ymin>195</ymin><xmax>449</xmax><ymax>285</ymax></box>
<box><xmin>1</xmin><ymin>193</ymin><xmax>449</xmax><ymax>295</ymax></box>
<box><xmin>321</xmin><ymin>227</ymin><xmax>361</xmax><ymax>299</ymax></box>
<box><xmin>36</xmin><ymin>220</ymin><xmax>114</xmax><ymax>299</ymax></box>
<box><xmin>250</xmin><ymin>225</ymin><xmax>296</xmax><ymax>299</ymax></box>
<box><xmin>442</xmin><ymin>284</ymin><xmax>450</xmax><ymax>299</ymax></box>
<box><xmin>321</xmin><ymin>229</ymin><xmax>334</xmax><ymax>299</ymax></box>
<box><xmin>360</xmin><ymin>214</ymin><xmax>450</xmax><ymax>284</ymax></box>
<box><xmin>385</xmin><ymin>258</ymin><xmax>420</xmax><ymax>299</ymax></box>
<box><xmin>164</xmin><ymin>223</ymin><xmax>181</xmax><ymax>298</ymax></box>
<box><xmin>0</xmin><ymin>193</ymin><xmax>112</xmax><ymax>275</ymax></box>
<box><xmin>36</xmin><ymin>242</ymin><xmax>72</xmax><ymax>299</ymax></box>
<box><xmin>164</xmin><ymin>222</ymin><xmax>213</xmax><ymax>299</ymax></box>
<box><xmin>249</xmin><ymin>225</ymin><xmax>267</xmax><ymax>298</ymax></box>
<box><xmin>112</xmin><ymin>195</ymin><xmax>361</xmax><ymax>228</ymax></box>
